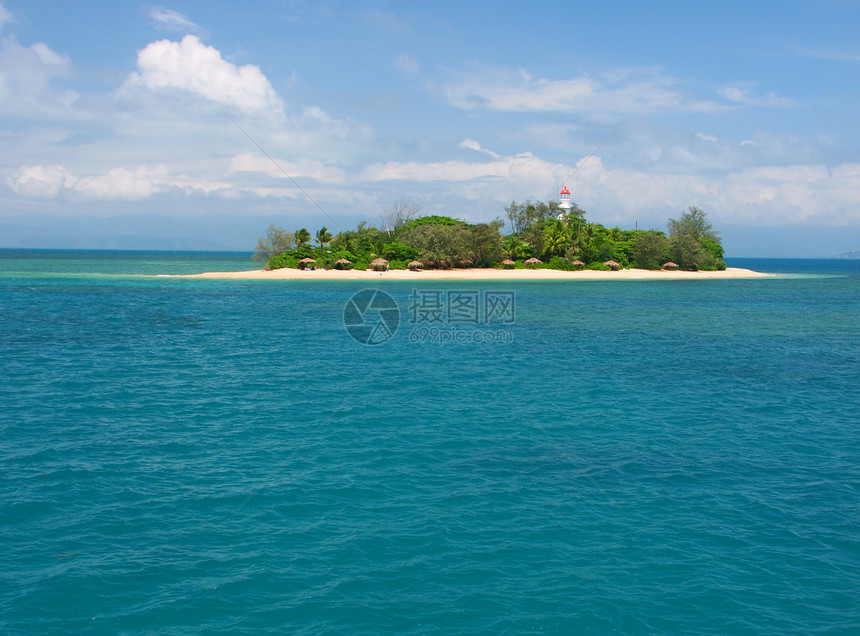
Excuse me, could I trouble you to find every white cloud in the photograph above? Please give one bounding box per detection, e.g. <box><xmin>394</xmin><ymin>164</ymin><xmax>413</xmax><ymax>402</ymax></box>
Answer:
<box><xmin>148</xmin><ymin>7</ymin><xmax>207</xmax><ymax>35</ymax></box>
<box><xmin>6</xmin><ymin>163</ymin><xmax>235</xmax><ymax>200</ymax></box>
<box><xmin>0</xmin><ymin>37</ymin><xmax>78</xmax><ymax>117</ymax></box>
<box><xmin>123</xmin><ymin>35</ymin><xmax>283</xmax><ymax>115</ymax></box>
<box><xmin>6</xmin><ymin>164</ymin><xmax>76</xmax><ymax>198</ymax></box>
<box><xmin>442</xmin><ymin>66</ymin><xmax>727</xmax><ymax>115</ymax></box>
<box><xmin>459</xmin><ymin>138</ymin><xmax>500</xmax><ymax>158</ymax></box>
<box><xmin>366</xmin><ymin>150</ymin><xmax>562</xmax><ymax>186</ymax></box>
<box><xmin>359</xmin><ymin>144</ymin><xmax>860</xmax><ymax>226</ymax></box>
<box><xmin>228</xmin><ymin>151</ymin><xmax>345</xmax><ymax>183</ymax></box>
<box><xmin>74</xmin><ymin>166</ymin><xmax>166</xmax><ymax>200</ymax></box>
<box><xmin>718</xmin><ymin>83</ymin><xmax>793</xmax><ymax>108</ymax></box>
<box><xmin>578</xmin><ymin>160</ymin><xmax>860</xmax><ymax>226</ymax></box>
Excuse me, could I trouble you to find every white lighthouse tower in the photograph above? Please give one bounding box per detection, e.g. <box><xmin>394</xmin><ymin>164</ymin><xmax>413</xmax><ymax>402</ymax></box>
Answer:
<box><xmin>559</xmin><ymin>185</ymin><xmax>572</xmax><ymax>211</ymax></box>
<box><xmin>557</xmin><ymin>185</ymin><xmax>572</xmax><ymax>220</ymax></box>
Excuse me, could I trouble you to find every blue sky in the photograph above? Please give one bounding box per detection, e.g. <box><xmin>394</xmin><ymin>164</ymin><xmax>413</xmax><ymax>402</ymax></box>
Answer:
<box><xmin>1</xmin><ymin>0</ymin><xmax>858</xmax><ymax>255</ymax></box>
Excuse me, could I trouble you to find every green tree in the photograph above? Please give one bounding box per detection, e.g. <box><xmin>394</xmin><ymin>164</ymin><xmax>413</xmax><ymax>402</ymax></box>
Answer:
<box><xmin>402</xmin><ymin>215</ymin><xmax>462</xmax><ymax>229</ymax></box>
<box><xmin>505</xmin><ymin>200</ymin><xmax>556</xmax><ymax>234</ymax></box>
<box><xmin>501</xmin><ymin>235</ymin><xmax>529</xmax><ymax>260</ymax></box>
<box><xmin>253</xmin><ymin>224</ymin><xmax>296</xmax><ymax>263</ymax></box>
<box><xmin>543</xmin><ymin>219</ymin><xmax>571</xmax><ymax>257</ymax></box>
<box><xmin>631</xmin><ymin>231</ymin><xmax>668</xmax><ymax>269</ymax></box>
<box><xmin>315</xmin><ymin>226</ymin><xmax>333</xmax><ymax>248</ymax></box>
<box><xmin>295</xmin><ymin>228</ymin><xmax>312</xmax><ymax>256</ymax></box>
<box><xmin>669</xmin><ymin>233</ymin><xmax>708</xmax><ymax>270</ymax></box>
<box><xmin>400</xmin><ymin>223</ymin><xmax>464</xmax><ymax>266</ymax></box>
<box><xmin>465</xmin><ymin>220</ymin><xmax>504</xmax><ymax>266</ymax></box>
<box><xmin>382</xmin><ymin>240</ymin><xmax>419</xmax><ymax>261</ymax></box>
<box><xmin>668</xmin><ymin>206</ymin><xmax>718</xmax><ymax>242</ymax></box>
<box><xmin>667</xmin><ymin>206</ymin><xmax>725</xmax><ymax>270</ymax></box>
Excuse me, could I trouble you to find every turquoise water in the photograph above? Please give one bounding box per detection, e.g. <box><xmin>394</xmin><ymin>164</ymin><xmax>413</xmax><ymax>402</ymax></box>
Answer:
<box><xmin>2</xmin><ymin>252</ymin><xmax>859</xmax><ymax>634</ymax></box>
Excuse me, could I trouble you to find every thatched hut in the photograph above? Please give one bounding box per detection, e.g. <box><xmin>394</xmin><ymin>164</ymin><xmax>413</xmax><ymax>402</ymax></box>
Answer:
<box><xmin>662</xmin><ymin>261</ymin><xmax>679</xmax><ymax>270</ymax></box>
<box><xmin>570</xmin><ymin>260</ymin><xmax>585</xmax><ymax>269</ymax></box>
<box><xmin>334</xmin><ymin>258</ymin><xmax>352</xmax><ymax>270</ymax></box>
<box><xmin>501</xmin><ymin>259</ymin><xmax>516</xmax><ymax>269</ymax></box>
<box><xmin>298</xmin><ymin>257</ymin><xmax>316</xmax><ymax>270</ymax></box>
<box><xmin>407</xmin><ymin>260</ymin><xmax>423</xmax><ymax>271</ymax></box>
<box><xmin>603</xmin><ymin>260</ymin><xmax>621</xmax><ymax>271</ymax></box>
<box><xmin>457</xmin><ymin>258</ymin><xmax>474</xmax><ymax>268</ymax></box>
<box><xmin>370</xmin><ymin>257</ymin><xmax>389</xmax><ymax>271</ymax></box>
<box><xmin>524</xmin><ymin>257</ymin><xmax>543</xmax><ymax>268</ymax></box>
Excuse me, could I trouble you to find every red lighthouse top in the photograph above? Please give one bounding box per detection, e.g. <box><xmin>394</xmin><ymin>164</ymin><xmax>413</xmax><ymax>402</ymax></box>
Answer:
<box><xmin>560</xmin><ymin>186</ymin><xmax>570</xmax><ymax>195</ymax></box>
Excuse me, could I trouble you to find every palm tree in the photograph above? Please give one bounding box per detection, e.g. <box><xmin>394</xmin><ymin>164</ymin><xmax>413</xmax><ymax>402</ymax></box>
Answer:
<box><xmin>544</xmin><ymin>219</ymin><xmax>571</xmax><ymax>257</ymax></box>
<box><xmin>315</xmin><ymin>226</ymin><xmax>333</xmax><ymax>248</ymax></box>
<box><xmin>501</xmin><ymin>235</ymin><xmax>528</xmax><ymax>260</ymax></box>
<box><xmin>295</xmin><ymin>228</ymin><xmax>311</xmax><ymax>256</ymax></box>
<box><xmin>370</xmin><ymin>238</ymin><xmax>387</xmax><ymax>259</ymax></box>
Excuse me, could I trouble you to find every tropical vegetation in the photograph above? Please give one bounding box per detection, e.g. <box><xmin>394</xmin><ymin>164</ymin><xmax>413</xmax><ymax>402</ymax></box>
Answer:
<box><xmin>253</xmin><ymin>199</ymin><xmax>726</xmax><ymax>272</ymax></box>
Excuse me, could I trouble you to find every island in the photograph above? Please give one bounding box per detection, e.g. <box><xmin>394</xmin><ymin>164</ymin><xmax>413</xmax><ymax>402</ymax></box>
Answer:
<box><xmin>188</xmin><ymin>201</ymin><xmax>770</xmax><ymax>280</ymax></box>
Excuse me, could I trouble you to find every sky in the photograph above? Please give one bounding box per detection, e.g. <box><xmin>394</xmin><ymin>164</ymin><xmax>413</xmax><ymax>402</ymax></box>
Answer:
<box><xmin>0</xmin><ymin>0</ymin><xmax>859</xmax><ymax>256</ymax></box>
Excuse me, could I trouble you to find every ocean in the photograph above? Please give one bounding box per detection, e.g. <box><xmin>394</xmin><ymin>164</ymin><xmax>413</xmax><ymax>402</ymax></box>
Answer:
<box><xmin>1</xmin><ymin>251</ymin><xmax>858</xmax><ymax>634</ymax></box>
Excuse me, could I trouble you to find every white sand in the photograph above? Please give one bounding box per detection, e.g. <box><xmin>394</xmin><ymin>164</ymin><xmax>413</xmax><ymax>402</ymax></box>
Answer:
<box><xmin>178</xmin><ymin>267</ymin><xmax>771</xmax><ymax>281</ymax></box>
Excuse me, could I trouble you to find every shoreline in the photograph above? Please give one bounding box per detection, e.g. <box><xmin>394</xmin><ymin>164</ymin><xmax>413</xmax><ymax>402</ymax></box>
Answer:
<box><xmin>177</xmin><ymin>266</ymin><xmax>772</xmax><ymax>281</ymax></box>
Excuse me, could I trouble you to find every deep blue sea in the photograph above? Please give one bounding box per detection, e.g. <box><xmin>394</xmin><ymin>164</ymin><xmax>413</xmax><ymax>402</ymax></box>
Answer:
<box><xmin>2</xmin><ymin>251</ymin><xmax>859</xmax><ymax>634</ymax></box>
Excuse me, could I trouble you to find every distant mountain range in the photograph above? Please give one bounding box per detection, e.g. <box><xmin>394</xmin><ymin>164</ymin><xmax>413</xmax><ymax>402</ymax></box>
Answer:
<box><xmin>837</xmin><ymin>250</ymin><xmax>860</xmax><ymax>259</ymax></box>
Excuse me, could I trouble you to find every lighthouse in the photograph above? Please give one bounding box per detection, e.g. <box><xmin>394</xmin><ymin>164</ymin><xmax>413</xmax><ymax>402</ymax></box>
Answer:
<box><xmin>559</xmin><ymin>185</ymin><xmax>572</xmax><ymax>211</ymax></box>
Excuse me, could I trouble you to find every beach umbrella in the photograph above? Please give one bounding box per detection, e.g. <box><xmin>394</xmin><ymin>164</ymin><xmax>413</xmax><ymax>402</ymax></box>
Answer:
<box><xmin>662</xmin><ymin>261</ymin><xmax>679</xmax><ymax>270</ymax></box>
<box><xmin>524</xmin><ymin>257</ymin><xmax>543</xmax><ymax>267</ymax></box>
<box><xmin>370</xmin><ymin>257</ymin><xmax>389</xmax><ymax>271</ymax></box>
<box><xmin>407</xmin><ymin>260</ymin><xmax>423</xmax><ymax>271</ymax></box>
<box><xmin>501</xmin><ymin>259</ymin><xmax>515</xmax><ymax>269</ymax></box>
<box><xmin>603</xmin><ymin>260</ymin><xmax>621</xmax><ymax>270</ymax></box>
<box><xmin>335</xmin><ymin>258</ymin><xmax>352</xmax><ymax>270</ymax></box>
<box><xmin>570</xmin><ymin>260</ymin><xmax>585</xmax><ymax>269</ymax></box>
<box><xmin>457</xmin><ymin>258</ymin><xmax>474</xmax><ymax>268</ymax></box>
<box><xmin>298</xmin><ymin>257</ymin><xmax>316</xmax><ymax>270</ymax></box>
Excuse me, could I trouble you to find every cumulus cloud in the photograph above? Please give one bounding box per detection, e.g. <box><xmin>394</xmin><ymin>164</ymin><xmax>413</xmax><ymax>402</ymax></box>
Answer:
<box><xmin>6</xmin><ymin>164</ymin><xmax>76</xmax><ymax>198</ymax></box>
<box><xmin>442</xmin><ymin>65</ymin><xmax>727</xmax><ymax>115</ymax></box>
<box><xmin>148</xmin><ymin>7</ymin><xmax>207</xmax><ymax>35</ymax></box>
<box><xmin>74</xmin><ymin>166</ymin><xmax>167</xmax><ymax>200</ymax></box>
<box><xmin>123</xmin><ymin>35</ymin><xmax>283</xmax><ymax>114</ymax></box>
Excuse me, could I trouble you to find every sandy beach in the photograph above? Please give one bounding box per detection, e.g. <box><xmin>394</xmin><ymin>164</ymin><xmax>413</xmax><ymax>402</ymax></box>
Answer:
<box><xmin>179</xmin><ymin>266</ymin><xmax>771</xmax><ymax>281</ymax></box>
